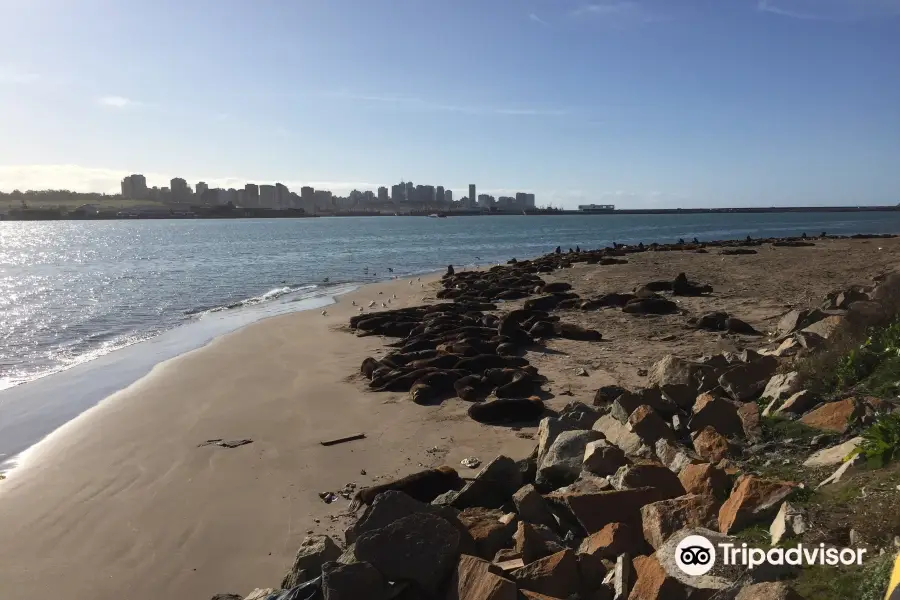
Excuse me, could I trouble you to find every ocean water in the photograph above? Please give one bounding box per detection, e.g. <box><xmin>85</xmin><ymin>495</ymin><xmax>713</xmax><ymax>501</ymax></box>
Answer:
<box><xmin>1</xmin><ymin>212</ymin><xmax>899</xmax><ymax>466</ymax></box>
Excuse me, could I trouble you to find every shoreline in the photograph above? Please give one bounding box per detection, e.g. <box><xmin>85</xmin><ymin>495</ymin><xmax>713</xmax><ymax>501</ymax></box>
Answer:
<box><xmin>3</xmin><ymin>236</ymin><xmax>900</xmax><ymax>599</ymax></box>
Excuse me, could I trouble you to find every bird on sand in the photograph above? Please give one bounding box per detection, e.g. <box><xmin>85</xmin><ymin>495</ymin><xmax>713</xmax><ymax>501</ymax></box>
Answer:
<box><xmin>358</xmin><ymin>307</ymin><xmax>363</xmax><ymax>312</ymax></box>
<box><xmin>368</xmin><ymin>301</ymin><xmax>376</xmax><ymax>307</ymax></box>
<box><xmin>381</xmin><ymin>302</ymin><xmax>387</xmax><ymax>307</ymax></box>
<box><xmin>351</xmin><ymin>300</ymin><xmax>356</xmax><ymax>306</ymax></box>
<box><xmin>321</xmin><ymin>309</ymin><xmax>327</xmax><ymax>316</ymax></box>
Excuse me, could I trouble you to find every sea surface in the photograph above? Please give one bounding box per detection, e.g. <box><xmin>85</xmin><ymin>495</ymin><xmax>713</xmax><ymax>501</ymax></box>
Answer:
<box><xmin>1</xmin><ymin>212</ymin><xmax>899</xmax><ymax>466</ymax></box>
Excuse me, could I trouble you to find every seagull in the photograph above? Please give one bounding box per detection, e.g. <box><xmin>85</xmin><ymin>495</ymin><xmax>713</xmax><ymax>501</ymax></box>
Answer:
<box><xmin>388</xmin><ymin>268</ymin><xmax>394</xmax><ymax>272</ymax></box>
<box><xmin>321</xmin><ymin>309</ymin><xmax>328</xmax><ymax>316</ymax></box>
<box><xmin>368</xmin><ymin>301</ymin><xmax>376</xmax><ymax>307</ymax></box>
<box><xmin>387</xmin><ymin>298</ymin><xmax>392</xmax><ymax>303</ymax></box>
<box><xmin>392</xmin><ymin>294</ymin><xmax>397</xmax><ymax>299</ymax></box>
<box><xmin>417</xmin><ymin>277</ymin><xmax>421</xmax><ymax>282</ymax></box>
<box><xmin>381</xmin><ymin>302</ymin><xmax>387</xmax><ymax>307</ymax></box>
<box><xmin>409</xmin><ymin>281</ymin><xmax>413</xmax><ymax>285</ymax></box>
<box><xmin>358</xmin><ymin>307</ymin><xmax>364</xmax><ymax>312</ymax></box>
<box><xmin>378</xmin><ymin>291</ymin><xmax>383</xmax><ymax>295</ymax></box>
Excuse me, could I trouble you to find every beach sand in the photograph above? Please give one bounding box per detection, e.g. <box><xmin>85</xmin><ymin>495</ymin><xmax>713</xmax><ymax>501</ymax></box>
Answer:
<box><xmin>1</xmin><ymin>238</ymin><xmax>900</xmax><ymax>599</ymax></box>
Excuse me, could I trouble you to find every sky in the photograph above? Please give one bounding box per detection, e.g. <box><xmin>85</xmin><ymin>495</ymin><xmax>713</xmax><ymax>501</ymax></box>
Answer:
<box><xmin>0</xmin><ymin>0</ymin><xmax>898</xmax><ymax>208</ymax></box>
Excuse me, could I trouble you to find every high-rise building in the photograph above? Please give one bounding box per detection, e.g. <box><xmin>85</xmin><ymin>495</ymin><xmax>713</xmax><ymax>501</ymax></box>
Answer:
<box><xmin>436</xmin><ymin>186</ymin><xmax>445</xmax><ymax>205</ymax></box>
<box><xmin>468</xmin><ymin>184</ymin><xmax>476</xmax><ymax>208</ymax></box>
<box><xmin>121</xmin><ymin>177</ymin><xmax>132</xmax><ymax>198</ymax></box>
<box><xmin>259</xmin><ymin>185</ymin><xmax>276</xmax><ymax>208</ymax></box>
<box><xmin>196</xmin><ymin>181</ymin><xmax>209</xmax><ymax>199</ymax></box>
<box><xmin>414</xmin><ymin>185</ymin><xmax>435</xmax><ymax>205</ymax></box>
<box><xmin>363</xmin><ymin>190</ymin><xmax>375</xmax><ymax>205</ymax></box>
<box><xmin>515</xmin><ymin>192</ymin><xmax>536</xmax><ymax>208</ymax></box>
<box><xmin>391</xmin><ymin>184</ymin><xmax>405</xmax><ymax>203</ymax></box>
<box><xmin>405</xmin><ymin>181</ymin><xmax>414</xmax><ymax>203</ymax></box>
<box><xmin>444</xmin><ymin>189</ymin><xmax>453</xmax><ymax>203</ymax></box>
<box><xmin>170</xmin><ymin>178</ymin><xmax>191</xmax><ymax>203</ymax></box>
<box><xmin>314</xmin><ymin>189</ymin><xmax>333</xmax><ymax>210</ymax></box>
<box><xmin>478</xmin><ymin>194</ymin><xmax>495</xmax><ymax>208</ymax></box>
<box><xmin>121</xmin><ymin>174</ymin><xmax>148</xmax><ymax>199</ymax></box>
<box><xmin>377</xmin><ymin>186</ymin><xmax>389</xmax><ymax>203</ymax></box>
<box><xmin>274</xmin><ymin>183</ymin><xmax>290</xmax><ymax>208</ymax></box>
<box><xmin>300</xmin><ymin>186</ymin><xmax>315</xmax><ymax>213</ymax></box>
<box><xmin>244</xmin><ymin>183</ymin><xmax>259</xmax><ymax>208</ymax></box>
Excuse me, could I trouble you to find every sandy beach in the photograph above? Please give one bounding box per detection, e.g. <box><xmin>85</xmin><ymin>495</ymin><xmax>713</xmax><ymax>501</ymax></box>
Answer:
<box><xmin>2</xmin><ymin>237</ymin><xmax>900</xmax><ymax>599</ymax></box>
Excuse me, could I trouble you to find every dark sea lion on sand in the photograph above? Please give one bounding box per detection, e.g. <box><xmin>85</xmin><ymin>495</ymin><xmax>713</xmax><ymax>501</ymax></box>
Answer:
<box><xmin>454</xmin><ymin>374</ymin><xmax>487</xmax><ymax>401</ymax></box>
<box><xmin>409</xmin><ymin>370</ymin><xmax>467</xmax><ymax>404</ymax></box>
<box><xmin>454</xmin><ymin>354</ymin><xmax>529</xmax><ymax>373</ymax></box>
<box><xmin>468</xmin><ymin>397</ymin><xmax>545</xmax><ymax>425</ymax></box>
<box><xmin>360</xmin><ymin>357</ymin><xmax>380</xmax><ymax>379</ymax></box>
<box><xmin>494</xmin><ymin>372</ymin><xmax>538</xmax><ymax>399</ymax></box>
<box><xmin>408</xmin><ymin>354</ymin><xmax>463</xmax><ymax>370</ymax></box>
<box><xmin>496</xmin><ymin>342</ymin><xmax>519</xmax><ymax>356</ymax></box>
<box><xmin>349</xmin><ymin>466</ymin><xmax>464</xmax><ymax>511</ymax></box>
<box><xmin>371</xmin><ymin>367</ymin><xmax>439</xmax><ymax>391</ymax></box>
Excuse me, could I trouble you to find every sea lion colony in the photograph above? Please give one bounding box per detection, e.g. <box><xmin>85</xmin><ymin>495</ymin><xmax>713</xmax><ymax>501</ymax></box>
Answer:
<box><xmin>348</xmin><ymin>234</ymin><xmax>879</xmax><ymax>424</ymax></box>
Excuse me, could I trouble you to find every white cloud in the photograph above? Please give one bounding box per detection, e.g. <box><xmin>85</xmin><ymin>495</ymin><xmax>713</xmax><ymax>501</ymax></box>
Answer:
<box><xmin>571</xmin><ymin>1</ymin><xmax>668</xmax><ymax>24</ymax></box>
<box><xmin>528</xmin><ymin>12</ymin><xmax>549</xmax><ymax>25</ymax></box>
<box><xmin>97</xmin><ymin>95</ymin><xmax>143</xmax><ymax>109</ymax></box>
<box><xmin>757</xmin><ymin>0</ymin><xmax>900</xmax><ymax>20</ymax></box>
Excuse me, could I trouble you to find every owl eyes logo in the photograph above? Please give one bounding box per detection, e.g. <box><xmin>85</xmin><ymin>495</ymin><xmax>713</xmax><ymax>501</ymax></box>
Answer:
<box><xmin>675</xmin><ymin>535</ymin><xmax>717</xmax><ymax>576</ymax></box>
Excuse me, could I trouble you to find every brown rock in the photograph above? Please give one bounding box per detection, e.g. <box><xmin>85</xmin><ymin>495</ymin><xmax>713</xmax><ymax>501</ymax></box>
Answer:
<box><xmin>678</xmin><ymin>463</ymin><xmax>731</xmax><ymax>501</ymax></box>
<box><xmin>559</xmin><ymin>487</ymin><xmax>663</xmax><ymax>533</ymax></box>
<box><xmin>281</xmin><ymin>535</ymin><xmax>343</xmax><ymax>589</ymax></box>
<box><xmin>459</xmin><ymin>507</ymin><xmax>518</xmax><ymax>560</ymax></box>
<box><xmin>627</xmin><ymin>554</ymin><xmax>688</xmax><ymax>600</ymax></box>
<box><xmin>799</xmin><ymin>398</ymin><xmax>863</xmax><ymax>433</ymax></box>
<box><xmin>583</xmin><ymin>439</ymin><xmax>629</xmax><ymax>477</ymax></box>
<box><xmin>801</xmin><ymin>315</ymin><xmax>843</xmax><ymax>339</ymax></box>
<box><xmin>737</xmin><ymin>402</ymin><xmax>762</xmax><ymax>439</ymax></box>
<box><xmin>693</xmin><ymin>427</ymin><xmax>732</xmax><ymax>463</ymax></box>
<box><xmin>641</xmin><ymin>494</ymin><xmax>719</xmax><ymax>549</ymax></box>
<box><xmin>775</xmin><ymin>390</ymin><xmax>818</xmax><ymax>415</ymax></box>
<box><xmin>493</xmin><ymin>548</ymin><xmax>522</xmax><ymax>563</ymax></box>
<box><xmin>513</xmin><ymin>522</ymin><xmax>566</xmax><ymax>565</ymax></box>
<box><xmin>512</xmin><ymin>484</ymin><xmax>558</xmax><ymax>529</ymax></box>
<box><xmin>445</xmin><ymin>555</ymin><xmax>517</xmax><ymax>600</ymax></box>
<box><xmin>659</xmin><ymin>383</ymin><xmax>697</xmax><ymax>410</ymax></box>
<box><xmin>648</xmin><ymin>355</ymin><xmax>706</xmax><ymax>388</ymax></box>
<box><xmin>734</xmin><ymin>581</ymin><xmax>806</xmax><ymax>600</ymax></box>
<box><xmin>628</xmin><ymin>405</ymin><xmax>676</xmax><ymax>444</ymax></box>
<box><xmin>718</xmin><ymin>475</ymin><xmax>797</xmax><ymax>534</ymax></box>
<box><xmin>510</xmin><ymin>549</ymin><xmax>581</xmax><ymax>599</ymax></box>
<box><xmin>776</xmin><ymin>309</ymin><xmax>809</xmax><ymax>337</ymax></box>
<box><xmin>690</xmin><ymin>394</ymin><xmax>744</xmax><ymax>437</ymax></box>
<box><xmin>610</xmin><ymin>460</ymin><xmax>686</xmax><ymax>499</ymax></box>
<box><xmin>578</xmin><ymin>522</ymin><xmax>648</xmax><ymax>559</ymax></box>
<box><xmin>717</xmin><ymin>356</ymin><xmax>779</xmax><ymax>402</ymax></box>
<box><xmin>518</xmin><ymin>592</ymin><xmax>566</xmax><ymax>600</ymax></box>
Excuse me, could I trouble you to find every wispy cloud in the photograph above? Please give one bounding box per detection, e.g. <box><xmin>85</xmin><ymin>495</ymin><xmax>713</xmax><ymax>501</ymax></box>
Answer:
<box><xmin>319</xmin><ymin>91</ymin><xmax>569</xmax><ymax>117</ymax></box>
<box><xmin>571</xmin><ymin>1</ymin><xmax>668</xmax><ymax>24</ymax></box>
<box><xmin>528</xmin><ymin>12</ymin><xmax>549</xmax><ymax>25</ymax></box>
<box><xmin>757</xmin><ymin>0</ymin><xmax>900</xmax><ymax>21</ymax></box>
<box><xmin>96</xmin><ymin>95</ymin><xmax>144</xmax><ymax>109</ymax></box>
<box><xmin>0</xmin><ymin>65</ymin><xmax>42</xmax><ymax>85</ymax></box>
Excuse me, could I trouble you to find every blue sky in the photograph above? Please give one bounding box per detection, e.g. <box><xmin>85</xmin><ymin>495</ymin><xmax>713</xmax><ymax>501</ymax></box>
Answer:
<box><xmin>0</xmin><ymin>0</ymin><xmax>898</xmax><ymax>208</ymax></box>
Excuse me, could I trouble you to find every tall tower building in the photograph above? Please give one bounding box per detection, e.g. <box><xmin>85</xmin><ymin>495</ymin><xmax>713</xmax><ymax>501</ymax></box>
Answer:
<box><xmin>244</xmin><ymin>183</ymin><xmax>259</xmax><ymax>208</ymax></box>
<box><xmin>436</xmin><ymin>186</ymin><xmax>444</xmax><ymax>205</ymax></box>
<box><xmin>444</xmin><ymin>189</ymin><xmax>453</xmax><ymax>204</ymax></box>
<box><xmin>259</xmin><ymin>185</ymin><xmax>276</xmax><ymax>208</ymax></box>
<box><xmin>468</xmin><ymin>184</ymin><xmax>476</xmax><ymax>208</ymax></box>
<box><xmin>274</xmin><ymin>183</ymin><xmax>290</xmax><ymax>208</ymax></box>
<box><xmin>196</xmin><ymin>182</ymin><xmax>209</xmax><ymax>199</ymax></box>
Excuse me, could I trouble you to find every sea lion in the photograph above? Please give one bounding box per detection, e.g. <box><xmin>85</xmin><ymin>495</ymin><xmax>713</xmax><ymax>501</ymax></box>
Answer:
<box><xmin>454</xmin><ymin>354</ymin><xmax>529</xmax><ymax>374</ymax></box>
<box><xmin>409</xmin><ymin>370</ymin><xmax>467</xmax><ymax>404</ymax></box>
<box><xmin>408</xmin><ymin>354</ymin><xmax>463</xmax><ymax>370</ymax></box>
<box><xmin>496</xmin><ymin>342</ymin><xmax>519</xmax><ymax>356</ymax></box>
<box><xmin>454</xmin><ymin>374</ymin><xmax>487</xmax><ymax>401</ymax></box>
<box><xmin>468</xmin><ymin>397</ymin><xmax>545</xmax><ymax>425</ymax></box>
<box><xmin>349</xmin><ymin>466</ymin><xmax>464</xmax><ymax>511</ymax></box>
<box><xmin>360</xmin><ymin>357</ymin><xmax>380</xmax><ymax>379</ymax></box>
<box><xmin>554</xmin><ymin>322</ymin><xmax>603</xmax><ymax>341</ymax></box>
<box><xmin>494</xmin><ymin>371</ymin><xmax>538</xmax><ymax>399</ymax></box>
<box><xmin>371</xmin><ymin>367</ymin><xmax>439</xmax><ymax>392</ymax></box>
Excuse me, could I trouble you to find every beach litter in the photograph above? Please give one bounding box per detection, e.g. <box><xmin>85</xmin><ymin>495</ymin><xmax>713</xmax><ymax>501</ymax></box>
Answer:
<box><xmin>197</xmin><ymin>438</ymin><xmax>253</xmax><ymax>449</ymax></box>
<box><xmin>320</xmin><ymin>433</ymin><xmax>366</xmax><ymax>447</ymax></box>
<box><xmin>318</xmin><ymin>492</ymin><xmax>338</xmax><ymax>504</ymax></box>
<box><xmin>460</xmin><ymin>457</ymin><xmax>481</xmax><ymax>469</ymax></box>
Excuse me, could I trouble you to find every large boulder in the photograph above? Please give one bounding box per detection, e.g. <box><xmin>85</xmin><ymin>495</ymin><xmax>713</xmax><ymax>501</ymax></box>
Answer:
<box><xmin>718</xmin><ymin>357</ymin><xmax>779</xmax><ymax>402</ymax></box>
<box><xmin>281</xmin><ymin>535</ymin><xmax>342</xmax><ymax>589</ymax></box>
<box><xmin>774</xmin><ymin>390</ymin><xmax>818</xmax><ymax>416</ymax></box>
<box><xmin>537</xmin><ymin>430</ymin><xmax>605</xmax><ymax>489</ymax></box>
<box><xmin>583</xmin><ymin>439</ymin><xmax>629</xmax><ymax>477</ymax></box>
<box><xmin>593</xmin><ymin>414</ymin><xmax>645</xmax><ymax>457</ymax></box>
<box><xmin>512</xmin><ymin>484</ymin><xmax>558</xmax><ymax>529</ymax></box>
<box><xmin>692</xmin><ymin>427</ymin><xmax>733</xmax><ymax>463</ymax></box>
<box><xmin>321</xmin><ymin>561</ymin><xmax>386</xmax><ymax>600</ymax></box>
<box><xmin>656</xmin><ymin>528</ymin><xmax>743</xmax><ymax>590</ymax></box>
<box><xmin>718</xmin><ymin>475</ymin><xmax>797</xmax><ymax>534</ymax></box>
<box><xmin>648</xmin><ymin>355</ymin><xmax>705</xmax><ymax>388</ymax></box>
<box><xmin>803</xmin><ymin>437</ymin><xmax>862</xmax><ymax>468</ymax></box>
<box><xmin>801</xmin><ymin>315</ymin><xmax>844</xmax><ymax>339</ymax></box>
<box><xmin>610</xmin><ymin>461</ymin><xmax>686</xmax><ymax>499</ymax></box>
<box><xmin>354</xmin><ymin>512</ymin><xmax>461</xmax><ymax>593</ymax></box>
<box><xmin>554</xmin><ymin>487</ymin><xmax>664</xmax><ymax>533</ymax></box>
<box><xmin>654</xmin><ymin>438</ymin><xmax>700</xmax><ymax>474</ymax></box>
<box><xmin>537</xmin><ymin>417</ymin><xmax>579</xmax><ymax>466</ymax></box>
<box><xmin>737</xmin><ymin>402</ymin><xmax>762</xmax><ymax>439</ymax></box>
<box><xmin>641</xmin><ymin>494</ymin><xmax>719</xmax><ymax>550</ymax></box>
<box><xmin>458</xmin><ymin>507</ymin><xmax>518</xmax><ymax>560</ymax></box>
<box><xmin>451</xmin><ymin>455</ymin><xmax>524</xmax><ymax>510</ymax></box>
<box><xmin>445</xmin><ymin>555</ymin><xmax>517</xmax><ymax>600</ymax></box>
<box><xmin>578</xmin><ymin>522</ymin><xmax>649</xmax><ymax>560</ymax></box>
<box><xmin>513</xmin><ymin>521</ymin><xmax>566</xmax><ymax>564</ymax></box>
<box><xmin>799</xmin><ymin>398</ymin><xmax>863</xmax><ymax>433</ymax></box>
<box><xmin>510</xmin><ymin>549</ymin><xmax>581</xmax><ymax>598</ymax></box>
<box><xmin>769</xmin><ymin>502</ymin><xmax>807</xmax><ymax>546</ymax></box>
<box><xmin>678</xmin><ymin>463</ymin><xmax>731</xmax><ymax>501</ymax></box>
<box><xmin>760</xmin><ymin>372</ymin><xmax>801</xmax><ymax>404</ymax></box>
<box><xmin>689</xmin><ymin>394</ymin><xmax>744</xmax><ymax>438</ymax></box>
<box><xmin>628</xmin><ymin>405</ymin><xmax>677</xmax><ymax>445</ymax></box>
<box><xmin>628</xmin><ymin>553</ymin><xmax>688</xmax><ymax>600</ymax></box>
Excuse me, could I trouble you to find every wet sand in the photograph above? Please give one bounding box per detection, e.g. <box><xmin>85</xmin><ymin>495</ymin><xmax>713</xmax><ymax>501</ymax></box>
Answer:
<box><xmin>1</xmin><ymin>237</ymin><xmax>899</xmax><ymax>599</ymax></box>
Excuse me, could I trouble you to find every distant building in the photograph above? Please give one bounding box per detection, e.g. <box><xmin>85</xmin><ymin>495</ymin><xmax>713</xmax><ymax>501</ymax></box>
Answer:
<box><xmin>578</xmin><ymin>204</ymin><xmax>615</xmax><ymax>212</ymax></box>
<box><xmin>498</xmin><ymin>196</ymin><xmax>514</xmax><ymax>208</ymax></box>
<box><xmin>478</xmin><ymin>194</ymin><xmax>495</xmax><ymax>208</ymax></box>
<box><xmin>259</xmin><ymin>185</ymin><xmax>276</xmax><ymax>208</ymax></box>
<box><xmin>314</xmin><ymin>189</ymin><xmax>333</xmax><ymax>210</ymax></box>
<box><xmin>405</xmin><ymin>181</ymin><xmax>414</xmax><ymax>203</ymax></box>
<box><xmin>196</xmin><ymin>182</ymin><xmax>209</xmax><ymax>199</ymax></box>
<box><xmin>171</xmin><ymin>178</ymin><xmax>190</xmax><ymax>202</ymax></box>
<box><xmin>244</xmin><ymin>183</ymin><xmax>259</xmax><ymax>208</ymax></box>
<box><xmin>363</xmin><ymin>190</ymin><xmax>375</xmax><ymax>205</ymax></box>
<box><xmin>444</xmin><ymin>189</ymin><xmax>453</xmax><ymax>204</ymax></box>
<box><xmin>300</xmin><ymin>186</ymin><xmax>316</xmax><ymax>213</ymax></box>
<box><xmin>377</xmin><ymin>186</ymin><xmax>389</xmax><ymax>203</ymax></box>
<box><xmin>391</xmin><ymin>183</ymin><xmax>405</xmax><ymax>203</ymax></box>
<box><xmin>436</xmin><ymin>186</ymin><xmax>445</xmax><ymax>205</ymax></box>
<box><xmin>121</xmin><ymin>174</ymin><xmax>148</xmax><ymax>199</ymax></box>
<box><xmin>275</xmin><ymin>183</ymin><xmax>290</xmax><ymax>208</ymax></box>
<box><xmin>468</xmin><ymin>184</ymin><xmax>476</xmax><ymax>208</ymax></box>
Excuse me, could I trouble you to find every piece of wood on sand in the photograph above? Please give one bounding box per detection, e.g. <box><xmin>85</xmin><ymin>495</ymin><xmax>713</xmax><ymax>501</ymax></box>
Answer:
<box><xmin>320</xmin><ymin>433</ymin><xmax>366</xmax><ymax>446</ymax></box>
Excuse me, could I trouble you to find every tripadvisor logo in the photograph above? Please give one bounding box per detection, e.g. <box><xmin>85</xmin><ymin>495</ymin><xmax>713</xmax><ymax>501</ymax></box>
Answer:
<box><xmin>674</xmin><ymin>534</ymin><xmax>867</xmax><ymax>576</ymax></box>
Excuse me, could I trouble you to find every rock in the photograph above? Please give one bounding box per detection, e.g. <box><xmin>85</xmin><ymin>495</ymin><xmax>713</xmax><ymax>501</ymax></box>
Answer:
<box><xmin>769</xmin><ymin>502</ymin><xmax>807</xmax><ymax>545</ymax></box>
<box><xmin>816</xmin><ymin>453</ymin><xmax>864</xmax><ymax>489</ymax></box>
<box><xmin>211</xmin><ymin>595</ymin><xmax>243</xmax><ymax>600</ymax></box>
<box><xmin>737</xmin><ymin>402</ymin><xmax>762</xmax><ymax>439</ymax></box>
<box><xmin>560</xmin><ymin>401</ymin><xmax>602</xmax><ymax>429</ymax></box>
<box><xmin>243</xmin><ymin>590</ymin><xmax>278</xmax><ymax>600</ymax></box>
<box><xmin>648</xmin><ymin>355</ymin><xmax>705</xmax><ymax>388</ymax></box>
<box><xmin>445</xmin><ymin>554</ymin><xmax>517</xmax><ymax>600</ymax></box>
<box><xmin>801</xmin><ymin>315</ymin><xmax>844</xmax><ymax>339</ymax></box>
<box><xmin>726</xmin><ymin>317</ymin><xmax>761</xmax><ymax>336</ymax></box>
<box><xmin>493</xmin><ymin>557</ymin><xmax>525</xmax><ymax>574</ymax></box>
<box><xmin>628</xmin><ymin>405</ymin><xmax>676</xmax><ymax>445</ymax></box>
<box><xmin>718</xmin><ymin>475</ymin><xmax>797</xmax><ymax>534</ymax></box>
<box><xmin>459</xmin><ymin>507</ymin><xmax>518</xmax><ymax>560</ymax></box>
<box><xmin>803</xmin><ymin>437</ymin><xmax>862</xmax><ymax>468</ymax></box>
<box><xmin>452</xmin><ymin>455</ymin><xmax>524</xmax><ymax>510</ymax></box>
<box><xmin>354</xmin><ymin>512</ymin><xmax>461</xmax><ymax>593</ymax></box>
<box><xmin>734</xmin><ymin>581</ymin><xmax>806</xmax><ymax>600</ymax></box>
<box><xmin>537</xmin><ymin>417</ymin><xmax>579</xmax><ymax>466</ymax></box>
<box><xmin>718</xmin><ymin>357</ymin><xmax>779</xmax><ymax>402</ymax></box>
<box><xmin>593</xmin><ymin>414</ymin><xmax>645</xmax><ymax>457</ymax></box>
<box><xmin>611</xmin><ymin>393</ymin><xmax>644</xmax><ymax>423</ymax></box>
<box><xmin>513</xmin><ymin>484</ymin><xmax>558</xmax><ymax>529</ymax></box>
<box><xmin>761</xmin><ymin>372</ymin><xmax>801</xmax><ymax>403</ymax></box>
<box><xmin>336</xmin><ymin>544</ymin><xmax>358</xmax><ymax>566</ymax></box>
<box><xmin>613</xmin><ymin>554</ymin><xmax>634</xmax><ymax>600</ymax></box>
<box><xmin>654</xmin><ymin>438</ymin><xmax>699</xmax><ymax>474</ymax></box>
<box><xmin>772</xmin><ymin>337</ymin><xmax>800</xmax><ymax>357</ymax></box>
<box><xmin>595</xmin><ymin>385</ymin><xmax>629</xmax><ymax>406</ymax></box>
<box><xmin>659</xmin><ymin>384</ymin><xmax>697</xmax><ymax>410</ymax></box>
<box><xmin>678</xmin><ymin>463</ymin><xmax>731</xmax><ymax>501</ymax></box>
<box><xmin>583</xmin><ymin>439</ymin><xmax>629</xmax><ymax>476</ymax></box>
<box><xmin>514</xmin><ymin>521</ymin><xmax>566</xmax><ymax>564</ymax></box>
<box><xmin>641</xmin><ymin>494</ymin><xmax>719</xmax><ymax>550</ymax></box>
<box><xmin>510</xmin><ymin>549</ymin><xmax>581</xmax><ymax>598</ymax></box>
<box><xmin>577</xmin><ymin>552</ymin><xmax>610</xmax><ymax>596</ymax></box>
<box><xmin>776</xmin><ymin>310</ymin><xmax>810</xmax><ymax>337</ymax></box>
<box><xmin>557</xmin><ymin>487</ymin><xmax>664</xmax><ymax>533</ymax></box>
<box><xmin>555</xmin><ymin>473</ymin><xmax>612</xmax><ymax>495</ymax></box>
<box><xmin>799</xmin><ymin>398</ymin><xmax>863</xmax><ymax>433</ymax></box>
<box><xmin>610</xmin><ymin>461</ymin><xmax>686</xmax><ymax>499</ymax></box>
<box><xmin>690</xmin><ymin>394</ymin><xmax>743</xmax><ymax>438</ymax></box>
<box><xmin>537</xmin><ymin>430</ymin><xmax>605</xmax><ymax>489</ymax></box>
<box><xmin>321</xmin><ymin>561</ymin><xmax>386</xmax><ymax>600</ymax></box>
<box><xmin>628</xmin><ymin>553</ymin><xmax>688</xmax><ymax>600</ymax></box>
<box><xmin>845</xmin><ymin>300</ymin><xmax>889</xmax><ymax>329</ymax></box>
<box><xmin>579</xmin><ymin>522</ymin><xmax>648</xmax><ymax>560</ymax></box>
<box><xmin>775</xmin><ymin>390</ymin><xmax>818</xmax><ymax>416</ymax></box>
<box><xmin>656</xmin><ymin>528</ymin><xmax>743</xmax><ymax>590</ymax></box>
<box><xmin>692</xmin><ymin>427</ymin><xmax>732</xmax><ymax>463</ymax></box>
<box><xmin>281</xmin><ymin>534</ymin><xmax>342</xmax><ymax>589</ymax></box>
<box><xmin>794</xmin><ymin>330</ymin><xmax>825</xmax><ymax>350</ymax></box>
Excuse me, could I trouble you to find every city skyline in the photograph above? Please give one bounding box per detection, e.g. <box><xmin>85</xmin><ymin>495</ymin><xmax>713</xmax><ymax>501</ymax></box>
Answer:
<box><xmin>1</xmin><ymin>1</ymin><xmax>898</xmax><ymax>208</ymax></box>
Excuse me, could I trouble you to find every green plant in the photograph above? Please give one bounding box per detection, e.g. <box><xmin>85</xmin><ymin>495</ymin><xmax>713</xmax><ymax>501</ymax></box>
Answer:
<box><xmin>850</xmin><ymin>413</ymin><xmax>900</xmax><ymax>468</ymax></box>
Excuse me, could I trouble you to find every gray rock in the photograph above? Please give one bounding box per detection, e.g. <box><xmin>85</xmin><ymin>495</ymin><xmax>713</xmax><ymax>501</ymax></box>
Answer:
<box><xmin>354</xmin><ymin>512</ymin><xmax>460</xmax><ymax>594</ymax></box>
<box><xmin>655</xmin><ymin>438</ymin><xmax>700</xmax><ymax>473</ymax></box>
<box><xmin>803</xmin><ymin>437</ymin><xmax>862</xmax><ymax>468</ymax></box>
<box><xmin>451</xmin><ymin>455</ymin><xmax>523</xmax><ymax>510</ymax></box>
<box><xmin>593</xmin><ymin>414</ymin><xmax>644</xmax><ymax>457</ymax></box>
<box><xmin>769</xmin><ymin>502</ymin><xmax>807</xmax><ymax>546</ymax></box>
<box><xmin>648</xmin><ymin>355</ymin><xmax>705</xmax><ymax>388</ymax></box>
<box><xmin>281</xmin><ymin>534</ymin><xmax>342</xmax><ymax>589</ymax></box>
<box><xmin>583</xmin><ymin>439</ymin><xmax>629</xmax><ymax>476</ymax></box>
<box><xmin>613</xmin><ymin>553</ymin><xmax>633</xmax><ymax>600</ymax></box>
<box><xmin>512</xmin><ymin>484</ymin><xmax>558</xmax><ymax>529</ymax></box>
<box><xmin>537</xmin><ymin>417</ymin><xmax>579</xmax><ymax>466</ymax></box>
<box><xmin>801</xmin><ymin>315</ymin><xmax>844</xmax><ymax>339</ymax></box>
<box><xmin>776</xmin><ymin>309</ymin><xmax>810</xmax><ymax>337</ymax></box>
<box><xmin>657</xmin><ymin>527</ymin><xmax>743</xmax><ymax>590</ymax></box>
<box><xmin>322</xmin><ymin>561</ymin><xmax>386</xmax><ymax>600</ymax></box>
<box><xmin>761</xmin><ymin>372</ymin><xmax>801</xmax><ymax>403</ymax></box>
<box><xmin>554</xmin><ymin>473</ymin><xmax>612</xmax><ymax>495</ymax></box>
<box><xmin>537</xmin><ymin>429</ymin><xmax>604</xmax><ymax>489</ymax></box>
<box><xmin>775</xmin><ymin>390</ymin><xmax>818</xmax><ymax>416</ymax></box>
<box><xmin>718</xmin><ymin>356</ymin><xmax>779</xmax><ymax>402</ymax></box>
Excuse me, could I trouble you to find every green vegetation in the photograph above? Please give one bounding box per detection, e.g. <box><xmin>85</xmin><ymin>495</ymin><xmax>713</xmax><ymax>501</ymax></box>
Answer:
<box><xmin>793</xmin><ymin>553</ymin><xmax>894</xmax><ymax>600</ymax></box>
<box><xmin>761</xmin><ymin>416</ymin><xmax>821</xmax><ymax>442</ymax></box>
<box><xmin>851</xmin><ymin>413</ymin><xmax>900</xmax><ymax>468</ymax></box>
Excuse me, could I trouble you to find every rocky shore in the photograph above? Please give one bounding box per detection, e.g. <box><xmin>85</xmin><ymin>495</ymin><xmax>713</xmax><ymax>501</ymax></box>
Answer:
<box><xmin>218</xmin><ymin>234</ymin><xmax>900</xmax><ymax>600</ymax></box>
